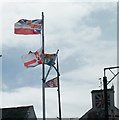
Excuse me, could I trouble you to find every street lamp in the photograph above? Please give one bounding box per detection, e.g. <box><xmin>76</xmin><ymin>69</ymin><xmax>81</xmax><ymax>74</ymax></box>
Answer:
<box><xmin>103</xmin><ymin>66</ymin><xmax>119</xmax><ymax>120</ymax></box>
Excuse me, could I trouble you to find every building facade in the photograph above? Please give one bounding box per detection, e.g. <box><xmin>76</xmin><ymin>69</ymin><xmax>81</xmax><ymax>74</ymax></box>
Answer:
<box><xmin>0</xmin><ymin>105</ymin><xmax>37</xmax><ymax>120</ymax></box>
<box><xmin>79</xmin><ymin>86</ymin><xmax>119</xmax><ymax>120</ymax></box>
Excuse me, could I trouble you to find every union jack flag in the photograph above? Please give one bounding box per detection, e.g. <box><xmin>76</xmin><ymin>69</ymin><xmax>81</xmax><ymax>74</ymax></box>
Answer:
<box><xmin>14</xmin><ymin>19</ymin><xmax>42</xmax><ymax>35</ymax></box>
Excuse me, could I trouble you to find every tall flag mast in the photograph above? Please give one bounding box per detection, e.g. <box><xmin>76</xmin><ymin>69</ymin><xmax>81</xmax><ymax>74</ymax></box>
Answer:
<box><xmin>57</xmin><ymin>55</ymin><xmax>62</xmax><ymax>120</ymax></box>
<box><xmin>15</xmin><ymin>13</ymin><xmax>61</xmax><ymax>119</ymax></box>
<box><xmin>14</xmin><ymin>12</ymin><xmax>46</xmax><ymax>119</ymax></box>
<box><xmin>44</xmin><ymin>53</ymin><xmax>62</xmax><ymax>119</ymax></box>
<box><xmin>41</xmin><ymin>12</ymin><xmax>46</xmax><ymax>120</ymax></box>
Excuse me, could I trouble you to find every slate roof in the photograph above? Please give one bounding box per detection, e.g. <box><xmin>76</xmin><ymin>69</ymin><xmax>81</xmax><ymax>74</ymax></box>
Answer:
<box><xmin>0</xmin><ymin>105</ymin><xmax>37</xmax><ymax>120</ymax></box>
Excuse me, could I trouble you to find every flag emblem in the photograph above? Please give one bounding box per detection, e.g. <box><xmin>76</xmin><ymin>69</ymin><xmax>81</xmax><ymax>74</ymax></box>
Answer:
<box><xmin>44</xmin><ymin>54</ymin><xmax>57</xmax><ymax>66</ymax></box>
<box><xmin>14</xmin><ymin>19</ymin><xmax>42</xmax><ymax>35</ymax></box>
<box><xmin>21</xmin><ymin>49</ymin><xmax>42</xmax><ymax>68</ymax></box>
<box><xmin>45</xmin><ymin>77</ymin><xmax>58</xmax><ymax>88</ymax></box>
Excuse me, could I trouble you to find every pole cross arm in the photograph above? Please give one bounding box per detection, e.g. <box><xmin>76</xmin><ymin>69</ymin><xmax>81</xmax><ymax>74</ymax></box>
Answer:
<box><xmin>104</xmin><ymin>66</ymin><xmax>119</xmax><ymax>84</ymax></box>
<box><xmin>107</xmin><ymin>72</ymin><xmax>119</xmax><ymax>85</ymax></box>
<box><xmin>104</xmin><ymin>66</ymin><xmax>119</xmax><ymax>71</ymax></box>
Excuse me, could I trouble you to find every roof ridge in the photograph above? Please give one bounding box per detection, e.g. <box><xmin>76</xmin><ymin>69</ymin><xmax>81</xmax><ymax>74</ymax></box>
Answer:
<box><xmin>1</xmin><ymin>105</ymin><xmax>33</xmax><ymax>109</ymax></box>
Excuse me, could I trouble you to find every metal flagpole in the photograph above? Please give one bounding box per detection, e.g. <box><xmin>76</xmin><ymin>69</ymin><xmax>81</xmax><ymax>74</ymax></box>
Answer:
<box><xmin>41</xmin><ymin>12</ymin><xmax>46</xmax><ymax>120</ymax></box>
<box><xmin>57</xmin><ymin>54</ymin><xmax>62</xmax><ymax>120</ymax></box>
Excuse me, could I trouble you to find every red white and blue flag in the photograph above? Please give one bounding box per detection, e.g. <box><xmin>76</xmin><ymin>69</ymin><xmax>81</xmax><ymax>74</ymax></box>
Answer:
<box><xmin>45</xmin><ymin>77</ymin><xmax>58</xmax><ymax>88</ymax></box>
<box><xmin>14</xmin><ymin>19</ymin><xmax>42</xmax><ymax>34</ymax></box>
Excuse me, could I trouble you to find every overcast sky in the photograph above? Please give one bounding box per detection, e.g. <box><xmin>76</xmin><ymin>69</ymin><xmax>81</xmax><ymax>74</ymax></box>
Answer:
<box><xmin>0</xmin><ymin>0</ymin><xmax>118</xmax><ymax>119</ymax></box>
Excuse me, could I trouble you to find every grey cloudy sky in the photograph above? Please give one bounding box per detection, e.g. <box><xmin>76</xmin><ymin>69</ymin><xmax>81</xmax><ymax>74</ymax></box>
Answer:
<box><xmin>0</xmin><ymin>0</ymin><xmax>118</xmax><ymax>118</ymax></box>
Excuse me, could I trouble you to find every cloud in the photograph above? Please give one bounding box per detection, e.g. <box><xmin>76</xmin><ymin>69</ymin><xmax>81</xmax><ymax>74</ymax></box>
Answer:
<box><xmin>1</xmin><ymin>83</ymin><xmax>94</xmax><ymax>118</ymax></box>
<box><xmin>1</xmin><ymin>2</ymin><xmax>115</xmax><ymax>49</ymax></box>
<box><xmin>2</xmin><ymin>87</ymin><xmax>42</xmax><ymax>117</ymax></box>
<box><xmin>3</xmin><ymin>77</ymin><xmax>116</xmax><ymax>118</ymax></box>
